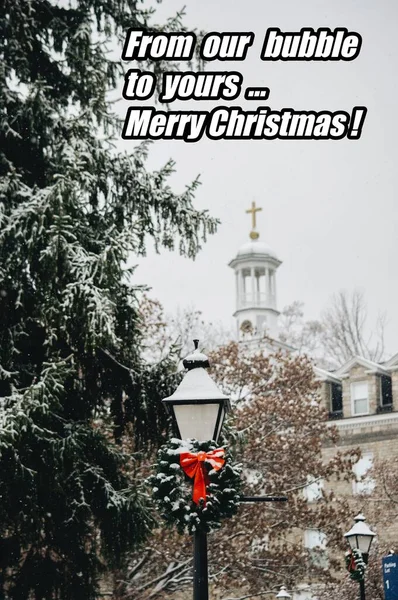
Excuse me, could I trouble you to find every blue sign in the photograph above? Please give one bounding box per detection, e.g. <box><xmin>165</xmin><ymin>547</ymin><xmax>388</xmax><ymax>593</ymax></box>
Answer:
<box><xmin>383</xmin><ymin>555</ymin><xmax>398</xmax><ymax>600</ymax></box>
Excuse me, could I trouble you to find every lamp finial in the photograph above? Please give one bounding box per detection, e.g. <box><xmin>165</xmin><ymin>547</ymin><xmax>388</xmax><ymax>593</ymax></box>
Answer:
<box><xmin>183</xmin><ymin>340</ymin><xmax>209</xmax><ymax>370</ymax></box>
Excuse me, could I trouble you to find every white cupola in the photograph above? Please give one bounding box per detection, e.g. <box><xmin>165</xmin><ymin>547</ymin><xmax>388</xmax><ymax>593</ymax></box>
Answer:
<box><xmin>229</xmin><ymin>202</ymin><xmax>282</xmax><ymax>340</ymax></box>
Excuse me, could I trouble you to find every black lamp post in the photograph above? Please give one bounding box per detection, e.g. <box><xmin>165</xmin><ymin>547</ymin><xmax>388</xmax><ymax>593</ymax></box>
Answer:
<box><xmin>344</xmin><ymin>513</ymin><xmax>376</xmax><ymax>600</ymax></box>
<box><xmin>162</xmin><ymin>340</ymin><xmax>231</xmax><ymax>600</ymax></box>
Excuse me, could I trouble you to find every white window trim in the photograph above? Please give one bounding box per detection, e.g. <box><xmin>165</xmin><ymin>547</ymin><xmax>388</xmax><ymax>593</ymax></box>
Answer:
<box><xmin>304</xmin><ymin>528</ymin><xmax>327</xmax><ymax>549</ymax></box>
<box><xmin>303</xmin><ymin>476</ymin><xmax>324</xmax><ymax>503</ymax></box>
<box><xmin>304</xmin><ymin>529</ymin><xmax>328</xmax><ymax>569</ymax></box>
<box><xmin>250</xmin><ymin>533</ymin><xmax>269</xmax><ymax>554</ymax></box>
<box><xmin>350</xmin><ymin>380</ymin><xmax>370</xmax><ymax>416</ymax></box>
<box><xmin>352</xmin><ymin>451</ymin><xmax>375</xmax><ymax>495</ymax></box>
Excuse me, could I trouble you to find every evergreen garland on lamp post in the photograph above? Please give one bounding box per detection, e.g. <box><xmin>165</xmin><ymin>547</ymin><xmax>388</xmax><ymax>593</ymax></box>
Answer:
<box><xmin>149</xmin><ymin>438</ymin><xmax>242</xmax><ymax>535</ymax></box>
<box><xmin>345</xmin><ymin>549</ymin><xmax>366</xmax><ymax>582</ymax></box>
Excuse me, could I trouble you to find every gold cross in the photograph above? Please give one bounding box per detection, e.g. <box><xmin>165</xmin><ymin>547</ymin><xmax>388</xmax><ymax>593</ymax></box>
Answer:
<box><xmin>246</xmin><ymin>201</ymin><xmax>262</xmax><ymax>239</ymax></box>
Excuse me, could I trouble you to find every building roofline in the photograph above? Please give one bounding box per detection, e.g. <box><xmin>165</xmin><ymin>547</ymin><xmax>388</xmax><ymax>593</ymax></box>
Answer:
<box><xmin>233</xmin><ymin>306</ymin><xmax>280</xmax><ymax>317</ymax></box>
<box><xmin>385</xmin><ymin>352</ymin><xmax>398</xmax><ymax>369</ymax></box>
<box><xmin>239</xmin><ymin>335</ymin><xmax>296</xmax><ymax>353</ymax></box>
<box><xmin>330</xmin><ymin>410</ymin><xmax>398</xmax><ymax>431</ymax></box>
<box><xmin>228</xmin><ymin>256</ymin><xmax>282</xmax><ymax>269</ymax></box>
<box><xmin>313</xmin><ymin>366</ymin><xmax>341</xmax><ymax>384</ymax></box>
<box><xmin>335</xmin><ymin>355</ymin><xmax>389</xmax><ymax>377</ymax></box>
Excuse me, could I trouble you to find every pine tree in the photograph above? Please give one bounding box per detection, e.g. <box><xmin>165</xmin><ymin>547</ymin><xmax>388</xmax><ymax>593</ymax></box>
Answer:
<box><xmin>0</xmin><ymin>2</ymin><xmax>217</xmax><ymax>598</ymax></box>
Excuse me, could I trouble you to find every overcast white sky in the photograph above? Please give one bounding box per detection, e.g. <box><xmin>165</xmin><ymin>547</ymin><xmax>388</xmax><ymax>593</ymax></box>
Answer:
<box><xmin>117</xmin><ymin>0</ymin><xmax>398</xmax><ymax>357</ymax></box>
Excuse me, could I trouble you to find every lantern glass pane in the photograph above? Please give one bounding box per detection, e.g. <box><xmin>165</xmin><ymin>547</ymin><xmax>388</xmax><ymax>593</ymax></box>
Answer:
<box><xmin>346</xmin><ymin>534</ymin><xmax>356</xmax><ymax>551</ymax></box>
<box><xmin>173</xmin><ymin>403</ymin><xmax>220</xmax><ymax>441</ymax></box>
<box><xmin>357</xmin><ymin>534</ymin><xmax>372</xmax><ymax>554</ymax></box>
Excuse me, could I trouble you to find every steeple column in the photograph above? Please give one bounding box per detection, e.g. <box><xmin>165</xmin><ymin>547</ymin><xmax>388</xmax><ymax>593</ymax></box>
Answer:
<box><xmin>236</xmin><ymin>270</ymin><xmax>243</xmax><ymax>309</ymax></box>
<box><xmin>264</xmin><ymin>267</ymin><xmax>269</xmax><ymax>304</ymax></box>
<box><xmin>250</xmin><ymin>267</ymin><xmax>255</xmax><ymax>306</ymax></box>
<box><xmin>240</xmin><ymin>270</ymin><xmax>245</xmax><ymax>307</ymax></box>
<box><xmin>269</xmin><ymin>270</ymin><xmax>274</xmax><ymax>305</ymax></box>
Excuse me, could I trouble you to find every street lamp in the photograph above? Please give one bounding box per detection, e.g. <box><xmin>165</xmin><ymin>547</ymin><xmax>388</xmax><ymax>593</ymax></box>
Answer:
<box><xmin>276</xmin><ymin>585</ymin><xmax>292</xmax><ymax>598</ymax></box>
<box><xmin>344</xmin><ymin>513</ymin><xmax>375</xmax><ymax>557</ymax></box>
<box><xmin>162</xmin><ymin>339</ymin><xmax>231</xmax><ymax>443</ymax></box>
<box><xmin>344</xmin><ymin>513</ymin><xmax>376</xmax><ymax>600</ymax></box>
<box><xmin>162</xmin><ymin>340</ymin><xmax>231</xmax><ymax>600</ymax></box>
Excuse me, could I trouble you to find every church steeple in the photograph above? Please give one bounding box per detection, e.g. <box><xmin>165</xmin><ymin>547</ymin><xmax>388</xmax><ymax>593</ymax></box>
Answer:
<box><xmin>229</xmin><ymin>204</ymin><xmax>282</xmax><ymax>340</ymax></box>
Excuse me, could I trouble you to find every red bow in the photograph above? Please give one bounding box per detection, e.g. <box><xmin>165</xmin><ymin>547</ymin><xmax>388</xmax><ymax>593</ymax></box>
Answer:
<box><xmin>348</xmin><ymin>552</ymin><xmax>357</xmax><ymax>572</ymax></box>
<box><xmin>180</xmin><ymin>449</ymin><xmax>225</xmax><ymax>505</ymax></box>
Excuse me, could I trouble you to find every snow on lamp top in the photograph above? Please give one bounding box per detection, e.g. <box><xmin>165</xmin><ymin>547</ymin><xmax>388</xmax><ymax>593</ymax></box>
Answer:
<box><xmin>183</xmin><ymin>338</ymin><xmax>210</xmax><ymax>370</ymax></box>
<box><xmin>164</xmin><ymin>341</ymin><xmax>229</xmax><ymax>403</ymax></box>
<box><xmin>344</xmin><ymin>513</ymin><xmax>376</xmax><ymax>554</ymax></box>
<box><xmin>162</xmin><ymin>340</ymin><xmax>231</xmax><ymax>442</ymax></box>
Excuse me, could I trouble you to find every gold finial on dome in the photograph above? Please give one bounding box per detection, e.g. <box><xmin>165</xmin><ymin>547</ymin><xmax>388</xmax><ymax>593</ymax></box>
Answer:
<box><xmin>246</xmin><ymin>201</ymin><xmax>262</xmax><ymax>240</ymax></box>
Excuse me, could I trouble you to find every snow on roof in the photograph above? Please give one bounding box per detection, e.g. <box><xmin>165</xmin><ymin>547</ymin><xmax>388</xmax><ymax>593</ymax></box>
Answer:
<box><xmin>228</xmin><ymin>239</ymin><xmax>282</xmax><ymax>267</ymax></box>
<box><xmin>335</xmin><ymin>355</ymin><xmax>389</xmax><ymax>377</ymax></box>
<box><xmin>236</xmin><ymin>240</ymin><xmax>279</xmax><ymax>260</ymax></box>
<box><xmin>313</xmin><ymin>366</ymin><xmax>341</xmax><ymax>384</ymax></box>
<box><xmin>385</xmin><ymin>352</ymin><xmax>398</xmax><ymax>369</ymax></box>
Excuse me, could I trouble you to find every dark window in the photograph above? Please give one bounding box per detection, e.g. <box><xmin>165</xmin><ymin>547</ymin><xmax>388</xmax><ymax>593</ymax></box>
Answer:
<box><xmin>330</xmin><ymin>383</ymin><xmax>343</xmax><ymax>413</ymax></box>
<box><xmin>381</xmin><ymin>375</ymin><xmax>393</xmax><ymax>406</ymax></box>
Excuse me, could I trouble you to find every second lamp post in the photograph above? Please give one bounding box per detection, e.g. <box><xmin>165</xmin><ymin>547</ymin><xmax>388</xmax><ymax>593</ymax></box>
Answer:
<box><xmin>344</xmin><ymin>513</ymin><xmax>376</xmax><ymax>600</ymax></box>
